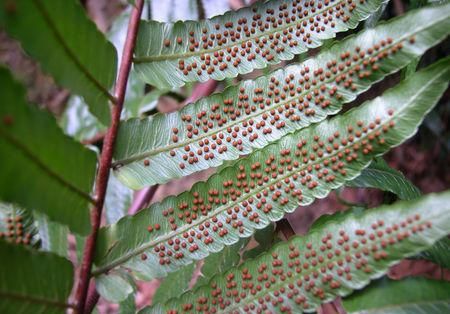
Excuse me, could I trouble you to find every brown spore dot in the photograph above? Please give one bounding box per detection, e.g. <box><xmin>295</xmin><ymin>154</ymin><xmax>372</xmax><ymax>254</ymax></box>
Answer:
<box><xmin>164</xmin><ymin>39</ymin><xmax>171</xmax><ymax>47</ymax></box>
<box><xmin>143</xmin><ymin>159</ymin><xmax>150</xmax><ymax>166</ymax></box>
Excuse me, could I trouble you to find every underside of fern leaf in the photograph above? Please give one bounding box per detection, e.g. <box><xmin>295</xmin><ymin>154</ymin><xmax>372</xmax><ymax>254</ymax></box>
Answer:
<box><xmin>0</xmin><ymin>203</ymin><xmax>69</xmax><ymax>258</ymax></box>
<box><xmin>141</xmin><ymin>190</ymin><xmax>450</xmax><ymax>313</ymax></box>
<box><xmin>93</xmin><ymin>58</ymin><xmax>450</xmax><ymax>280</ymax></box>
<box><xmin>115</xmin><ymin>3</ymin><xmax>450</xmax><ymax>188</ymax></box>
<box><xmin>0</xmin><ymin>203</ymin><xmax>39</xmax><ymax>249</ymax></box>
<box><xmin>134</xmin><ymin>0</ymin><xmax>388</xmax><ymax>89</ymax></box>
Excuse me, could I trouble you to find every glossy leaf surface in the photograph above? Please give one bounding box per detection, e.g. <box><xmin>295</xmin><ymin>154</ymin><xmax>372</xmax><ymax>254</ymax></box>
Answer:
<box><xmin>0</xmin><ymin>68</ymin><xmax>96</xmax><ymax>234</ymax></box>
<box><xmin>142</xmin><ymin>190</ymin><xmax>450</xmax><ymax>313</ymax></box>
<box><xmin>152</xmin><ymin>263</ymin><xmax>196</xmax><ymax>305</ymax></box>
<box><xmin>343</xmin><ymin>277</ymin><xmax>450</xmax><ymax>313</ymax></box>
<box><xmin>105</xmin><ymin>173</ymin><xmax>134</xmax><ymax>225</ymax></box>
<box><xmin>134</xmin><ymin>0</ymin><xmax>388</xmax><ymax>89</ymax></box>
<box><xmin>115</xmin><ymin>4</ymin><xmax>450</xmax><ymax>188</ymax></box>
<box><xmin>0</xmin><ymin>241</ymin><xmax>74</xmax><ymax>313</ymax></box>
<box><xmin>347</xmin><ymin>157</ymin><xmax>450</xmax><ymax>267</ymax></box>
<box><xmin>0</xmin><ymin>0</ymin><xmax>117</xmax><ymax>124</ymax></box>
<box><xmin>94</xmin><ymin>58</ymin><xmax>450</xmax><ymax>280</ymax></box>
<box><xmin>347</xmin><ymin>158</ymin><xmax>420</xmax><ymax>200</ymax></box>
<box><xmin>419</xmin><ymin>237</ymin><xmax>450</xmax><ymax>270</ymax></box>
<box><xmin>96</xmin><ymin>272</ymin><xmax>135</xmax><ymax>303</ymax></box>
<box><xmin>59</xmin><ymin>95</ymin><xmax>107</xmax><ymax>143</ymax></box>
<box><xmin>195</xmin><ymin>239</ymin><xmax>248</xmax><ymax>288</ymax></box>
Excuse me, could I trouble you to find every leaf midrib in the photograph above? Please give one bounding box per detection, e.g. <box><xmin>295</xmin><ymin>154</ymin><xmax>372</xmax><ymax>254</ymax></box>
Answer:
<box><xmin>96</xmin><ymin>107</ymin><xmax>409</xmax><ymax>275</ymax></box>
<box><xmin>0</xmin><ymin>128</ymin><xmax>95</xmax><ymax>204</ymax></box>
<box><xmin>114</xmin><ymin>17</ymin><xmax>444</xmax><ymax>167</ymax></box>
<box><xmin>32</xmin><ymin>0</ymin><xmax>116</xmax><ymax>104</ymax></box>
<box><xmin>95</xmin><ymin>18</ymin><xmax>446</xmax><ymax>277</ymax></box>
<box><xmin>134</xmin><ymin>0</ymin><xmax>347</xmax><ymax>63</ymax></box>
<box><xmin>223</xmin><ymin>214</ymin><xmax>444</xmax><ymax>313</ymax></box>
<box><xmin>0</xmin><ymin>290</ymin><xmax>75</xmax><ymax>310</ymax></box>
<box><xmin>210</xmin><ymin>71</ymin><xmax>447</xmax><ymax>313</ymax></box>
<box><xmin>98</xmin><ymin>62</ymin><xmax>444</xmax><ymax>274</ymax></box>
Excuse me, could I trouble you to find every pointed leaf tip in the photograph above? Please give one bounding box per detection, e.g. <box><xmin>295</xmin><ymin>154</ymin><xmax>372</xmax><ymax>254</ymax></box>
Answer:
<box><xmin>142</xmin><ymin>190</ymin><xmax>450</xmax><ymax>313</ymax></box>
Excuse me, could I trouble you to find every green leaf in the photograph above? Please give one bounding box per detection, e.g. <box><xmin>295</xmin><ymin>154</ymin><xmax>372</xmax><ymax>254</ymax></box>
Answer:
<box><xmin>195</xmin><ymin>239</ymin><xmax>248</xmax><ymax>288</ymax></box>
<box><xmin>141</xmin><ymin>190</ymin><xmax>450</xmax><ymax>313</ymax></box>
<box><xmin>243</xmin><ymin>223</ymin><xmax>282</xmax><ymax>260</ymax></box>
<box><xmin>105</xmin><ymin>173</ymin><xmax>134</xmax><ymax>225</ymax></box>
<box><xmin>59</xmin><ymin>95</ymin><xmax>107</xmax><ymax>143</ymax></box>
<box><xmin>419</xmin><ymin>237</ymin><xmax>450</xmax><ymax>270</ymax></box>
<box><xmin>151</xmin><ymin>239</ymin><xmax>247</xmax><ymax>305</ymax></box>
<box><xmin>107</xmin><ymin>6</ymin><xmax>148</xmax><ymax>120</ymax></box>
<box><xmin>134</xmin><ymin>0</ymin><xmax>388</xmax><ymax>89</ymax></box>
<box><xmin>0</xmin><ymin>241</ymin><xmax>74</xmax><ymax>313</ymax></box>
<box><xmin>114</xmin><ymin>4</ymin><xmax>450</xmax><ymax>188</ymax></box>
<box><xmin>152</xmin><ymin>263</ymin><xmax>196</xmax><ymax>305</ymax></box>
<box><xmin>0</xmin><ymin>68</ymin><xmax>96</xmax><ymax>234</ymax></box>
<box><xmin>346</xmin><ymin>158</ymin><xmax>449</xmax><ymax>268</ymax></box>
<box><xmin>343</xmin><ymin>277</ymin><xmax>450</xmax><ymax>313</ymax></box>
<box><xmin>346</xmin><ymin>158</ymin><xmax>421</xmax><ymax>200</ymax></box>
<box><xmin>58</xmin><ymin>6</ymin><xmax>152</xmax><ymax>142</ymax></box>
<box><xmin>33</xmin><ymin>211</ymin><xmax>69</xmax><ymax>258</ymax></box>
<box><xmin>93</xmin><ymin>57</ymin><xmax>450</xmax><ymax>280</ymax></box>
<box><xmin>0</xmin><ymin>0</ymin><xmax>117</xmax><ymax>125</ymax></box>
<box><xmin>0</xmin><ymin>202</ymin><xmax>69</xmax><ymax>258</ymax></box>
<box><xmin>401</xmin><ymin>0</ymin><xmax>426</xmax><ymax>80</ymax></box>
<box><xmin>134</xmin><ymin>89</ymin><xmax>166</xmax><ymax>116</ymax></box>
<box><xmin>118</xmin><ymin>292</ymin><xmax>136</xmax><ymax>314</ymax></box>
<box><xmin>254</xmin><ymin>223</ymin><xmax>277</xmax><ymax>246</ymax></box>
<box><xmin>96</xmin><ymin>272</ymin><xmax>134</xmax><ymax>303</ymax></box>
<box><xmin>364</xmin><ymin>1</ymin><xmax>387</xmax><ymax>28</ymax></box>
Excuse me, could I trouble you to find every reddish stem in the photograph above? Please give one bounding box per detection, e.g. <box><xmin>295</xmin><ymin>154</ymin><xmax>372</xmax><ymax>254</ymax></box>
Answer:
<box><xmin>83</xmin><ymin>283</ymin><xmax>100</xmax><ymax>314</ymax></box>
<box><xmin>74</xmin><ymin>1</ymin><xmax>144</xmax><ymax>313</ymax></box>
